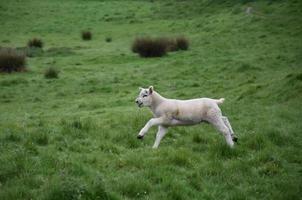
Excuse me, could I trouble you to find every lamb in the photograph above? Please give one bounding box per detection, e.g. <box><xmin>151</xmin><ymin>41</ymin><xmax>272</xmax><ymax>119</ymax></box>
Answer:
<box><xmin>135</xmin><ymin>86</ymin><xmax>238</xmax><ymax>148</ymax></box>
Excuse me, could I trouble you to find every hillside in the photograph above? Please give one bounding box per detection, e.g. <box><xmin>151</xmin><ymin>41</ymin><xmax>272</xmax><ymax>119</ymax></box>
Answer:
<box><xmin>0</xmin><ymin>0</ymin><xmax>301</xmax><ymax>199</ymax></box>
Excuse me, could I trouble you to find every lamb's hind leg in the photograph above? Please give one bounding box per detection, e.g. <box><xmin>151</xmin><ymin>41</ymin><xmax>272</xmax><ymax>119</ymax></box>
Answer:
<box><xmin>213</xmin><ymin>119</ymin><xmax>234</xmax><ymax>147</ymax></box>
<box><xmin>222</xmin><ymin>116</ymin><xmax>238</xmax><ymax>142</ymax></box>
<box><xmin>207</xmin><ymin>110</ymin><xmax>234</xmax><ymax>147</ymax></box>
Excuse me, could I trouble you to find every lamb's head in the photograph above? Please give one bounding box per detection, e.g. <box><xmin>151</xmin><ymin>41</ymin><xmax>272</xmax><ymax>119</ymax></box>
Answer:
<box><xmin>135</xmin><ymin>86</ymin><xmax>154</xmax><ymax>108</ymax></box>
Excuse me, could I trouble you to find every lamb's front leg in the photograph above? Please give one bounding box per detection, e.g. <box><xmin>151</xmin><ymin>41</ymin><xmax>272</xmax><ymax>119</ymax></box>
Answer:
<box><xmin>137</xmin><ymin>117</ymin><xmax>164</xmax><ymax>139</ymax></box>
<box><xmin>152</xmin><ymin>126</ymin><xmax>168</xmax><ymax>149</ymax></box>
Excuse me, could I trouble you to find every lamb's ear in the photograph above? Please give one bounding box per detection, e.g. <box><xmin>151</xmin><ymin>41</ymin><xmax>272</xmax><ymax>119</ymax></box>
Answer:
<box><xmin>148</xmin><ymin>86</ymin><xmax>154</xmax><ymax>94</ymax></box>
<box><xmin>139</xmin><ymin>87</ymin><xmax>143</xmax><ymax>91</ymax></box>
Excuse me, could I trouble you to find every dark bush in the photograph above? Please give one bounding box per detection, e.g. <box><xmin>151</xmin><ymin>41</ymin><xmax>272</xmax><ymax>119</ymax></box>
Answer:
<box><xmin>175</xmin><ymin>36</ymin><xmax>189</xmax><ymax>50</ymax></box>
<box><xmin>82</xmin><ymin>31</ymin><xmax>92</xmax><ymax>40</ymax></box>
<box><xmin>27</xmin><ymin>38</ymin><xmax>43</xmax><ymax>48</ymax></box>
<box><xmin>105</xmin><ymin>37</ymin><xmax>112</xmax><ymax>42</ymax></box>
<box><xmin>162</xmin><ymin>38</ymin><xmax>178</xmax><ymax>52</ymax></box>
<box><xmin>131</xmin><ymin>37</ymin><xmax>167</xmax><ymax>57</ymax></box>
<box><xmin>0</xmin><ymin>48</ymin><xmax>26</xmax><ymax>72</ymax></box>
<box><xmin>131</xmin><ymin>36</ymin><xmax>189</xmax><ymax>57</ymax></box>
<box><xmin>44</xmin><ymin>67</ymin><xmax>59</xmax><ymax>79</ymax></box>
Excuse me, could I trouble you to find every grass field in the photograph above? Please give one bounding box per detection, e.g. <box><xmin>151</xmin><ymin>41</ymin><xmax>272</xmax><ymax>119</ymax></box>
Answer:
<box><xmin>0</xmin><ymin>0</ymin><xmax>302</xmax><ymax>199</ymax></box>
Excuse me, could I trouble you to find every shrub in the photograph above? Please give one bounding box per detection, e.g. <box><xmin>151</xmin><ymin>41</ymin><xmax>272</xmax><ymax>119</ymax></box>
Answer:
<box><xmin>27</xmin><ymin>38</ymin><xmax>43</xmax><ymax>48</ymax></box>
<box><xmin>44</xmin><ymin>67</ymin><xmax>59</xmax><ymax>79</ymax></box>
<box><xmin>0</xmin><ymin>47</ymin><xmax>26</xmax><ymax>72</ymax></box>
<box><xmin>82</xmin><ymin>31</ymin><xmax>92</xmax><ymax>40</ymax></box>
<box><xmin>131</xmin><ymin>36</ymin><xmax>189</xmax><ymax>57</ymax></box>
<box><xmin>105</xmin><ymin>37</ymin><xmax>112</xmax><ymax>42</ymax></box>
<box><xmin>131</xmin><ymin>37</ymin><xmax>167</xmax><ymax>57</ymax></box>
<box><xmin>163</xmin><ymin>38</ymin><xmax>178</xmax><ymax>52</ymax></box>
<box><xmin>175</xmin><ymin>36</ymin><xmax>189</xmax><ymax>50</ymax></box>
<box><xmin>151</xmin><ymin>37</ymin><xmax>178</xmax><ymax>52</ymax></box>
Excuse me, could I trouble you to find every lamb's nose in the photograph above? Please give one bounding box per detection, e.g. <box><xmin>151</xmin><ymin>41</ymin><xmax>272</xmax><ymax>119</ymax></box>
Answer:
<box><xmin>135</xmin><ymin>100</ymin><xmax>139</xmax><ymax>103</ymax></box>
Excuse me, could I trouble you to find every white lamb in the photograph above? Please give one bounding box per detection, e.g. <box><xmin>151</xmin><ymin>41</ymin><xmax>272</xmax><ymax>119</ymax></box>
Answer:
<box><xmin>135</xmin><ymin>86</ymin><xmax>238</xmax><ymax>148</ymax></box>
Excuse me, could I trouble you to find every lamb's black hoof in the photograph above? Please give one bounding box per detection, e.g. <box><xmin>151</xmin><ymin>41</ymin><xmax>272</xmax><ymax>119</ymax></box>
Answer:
<box><xmin>137</xmin><ymin>135</ymin><xmax>144</xmax><ymax>140</ymax></box>
<box><xmin>232</xmin><ymin>137</ymin><xmax>238</xmax><ymax>143</ymax></box>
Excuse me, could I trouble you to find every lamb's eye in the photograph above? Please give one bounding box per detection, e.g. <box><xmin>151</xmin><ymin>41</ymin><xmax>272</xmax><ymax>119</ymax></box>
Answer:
<box><xmin>142</xmin><ymin>94</ymin><xmax>148</xmax><ymax>98</ymax></box>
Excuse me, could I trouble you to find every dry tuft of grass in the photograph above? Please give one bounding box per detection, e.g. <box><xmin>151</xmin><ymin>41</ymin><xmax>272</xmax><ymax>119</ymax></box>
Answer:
<box><xmin>131</xmin><ymin>36</ymin><xmax>189</xmax><ymax>57</ymax></box>
<box><xmin>131</xmin><ymin>37</ymin><xmax>167</xmax><ymax>57</ymax></box>
<box><xmin>175</xmin><ymin>36</ymin><xmax>189</xmax><ymax>50</ymax></box>
<box><xmin>0</xmin><ymin>48</ymin><xmax>26</xmax><ymax>73</ymax></box>
<box><xmin>27</xmin><ymin>38</ymin><xmax>43</xmax><ymax>48</ymax></box>
<box><xmin>82</xmin><ymin>31</ymin><xmax>92</xmax><ymax>40</ymax></box>
<box><xmin>44</xmin><ymin>67</ymin><xmax>59</xmax><ymax>79</ymax></box>
<box><xmin>105</xmin><ymin>37</ymin><xmax>112</xmax><ymax>42</ymax></box>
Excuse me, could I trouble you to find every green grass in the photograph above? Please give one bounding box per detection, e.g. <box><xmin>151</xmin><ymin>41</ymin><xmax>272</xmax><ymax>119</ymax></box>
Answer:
<box><xmin>0</xmin><ymin>0</ymin><xmax>302</xmax><ymax>199</ymax></box>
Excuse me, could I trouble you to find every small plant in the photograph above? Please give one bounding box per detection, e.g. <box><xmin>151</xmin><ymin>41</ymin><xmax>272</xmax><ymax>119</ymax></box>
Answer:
<box><xmin>44</xmin><ymin>67</ymin><xmax>59</xmax><ymax>79</ymax></box>
<box><xmin>82</xmin><ymin>31</ymin><xmax>92</xmax><ymax>40</ymax></box>
<box><xmin>27</xmin><ymin>38</ymin><xmax>43</xmax><ymax>48</ymax></box>
<box><xmin>105</xmin><ymin>37</ymin><xmax>112</xmax><ymax>42</ymax></box>
<box><xmin>175</xmin><ymin>36</ymin><xmax>189</xmax><ymax>50</ymax></box>
<box><xmin>131</xmin><ymin>37</ymin><xmax>167</xmax><ymax>57</ymax></box>
<box><xmin>0</xmin><ymin>47</ymin><xmax>26</xmax><ymax>72</ymax></box>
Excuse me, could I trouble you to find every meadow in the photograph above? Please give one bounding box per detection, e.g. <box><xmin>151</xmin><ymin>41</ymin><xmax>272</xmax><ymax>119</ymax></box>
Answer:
<box><xmin>0</xmin><ymin>0</ymin><xmax>302</xmax><ymax>199</ymax></box>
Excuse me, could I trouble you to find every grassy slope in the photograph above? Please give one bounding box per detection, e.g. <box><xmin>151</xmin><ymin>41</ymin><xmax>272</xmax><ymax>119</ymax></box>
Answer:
<box><xmin>0</xmin><ymin>0</ymin><xmax>302</xmax><ymax>199</ymax></box>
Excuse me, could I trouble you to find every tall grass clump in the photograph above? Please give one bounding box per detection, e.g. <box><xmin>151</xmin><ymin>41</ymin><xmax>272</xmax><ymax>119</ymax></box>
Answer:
<box><xmin>131</xmin><ymin>37</ymin><xmax>167</xmax><ymax>57</ymax></box>
<box><xmin>105</xmin><ymin>37</ymin><xmax>112</xmax><ymax>42</ymax></box>
<box><xmin>27</xmin><ymin>38</ymin><xmax>43</xmax><ymax>48</ymax></box>
<box><xmin>82</xmin><ymin>31</ymin><xmax>92</xmax><ymax>40</ymax></box>
<box><xmin>44</xmin><ymin>67</ymin><xmax>59</xmax><ymax>79</ymax></box>
<box><xmin>131</xmin><ymin>36</ymin><xmax>189</xmax><ymax>57</ymax></box>
<box><xmin>0</xmin><ymin>48</ymin><xmax>26</xmax><ymax>72</ymax></box>
<box><xmin>164</xmin><ymin>38</ymin><xmax>178</xmax><ymax>52</ymax></box>
<box><xmin>175</xmin><ymin>36</ymin><xmax>189</xmax><ymax>50</ymax></box>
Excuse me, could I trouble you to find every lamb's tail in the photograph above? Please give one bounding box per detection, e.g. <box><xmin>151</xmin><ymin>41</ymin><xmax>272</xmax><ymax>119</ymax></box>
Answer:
<box><xmin>215</xmin><ymin>98</ymin><xmax>225</xmax><ymax>105</ymax></box>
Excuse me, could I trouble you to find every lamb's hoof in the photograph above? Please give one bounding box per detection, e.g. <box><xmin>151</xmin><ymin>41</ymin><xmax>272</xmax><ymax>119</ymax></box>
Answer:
<box><xmin>137</xmin><ymin>135</ymin><xmax>144</xmax><ymax>140</ymax></box>
<box><xmin>232</xmin><ymin>136</ymin><xmax>238</xmax><ymax>143</ymax></box>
